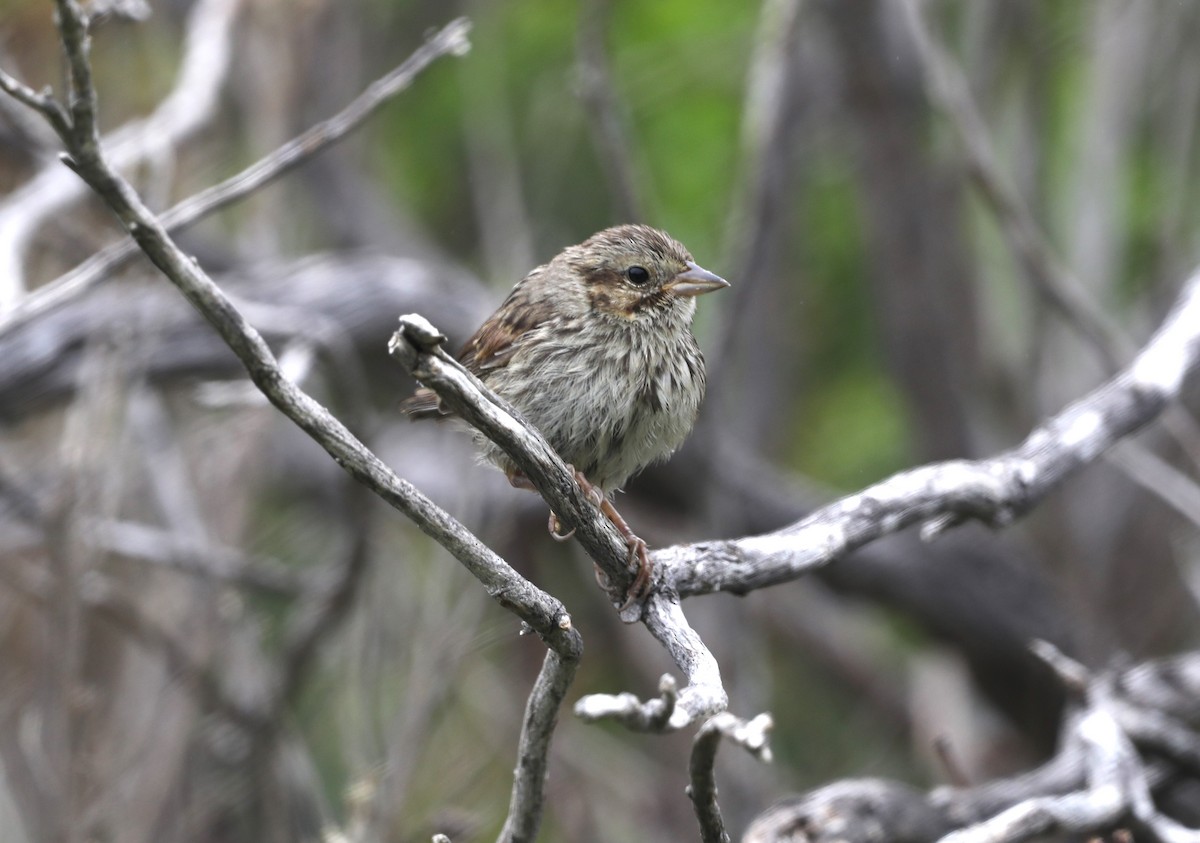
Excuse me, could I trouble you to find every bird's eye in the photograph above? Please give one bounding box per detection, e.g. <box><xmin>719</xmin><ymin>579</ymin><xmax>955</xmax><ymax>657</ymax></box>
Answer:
<box><xmin>626</xmin><ymin>266</ymin><xmax>650</xmax><ymax>285</ymax></box>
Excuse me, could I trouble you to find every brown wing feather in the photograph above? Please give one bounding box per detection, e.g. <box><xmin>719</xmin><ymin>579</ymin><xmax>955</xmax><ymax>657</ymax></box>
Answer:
<box><xmin>401</xmin><ymin>266</ymin><xmax>555</xmax><ymax>420</ymax></box>
<box><xmin>460</xmin><ymin>266</ymin><xmax>557</xmax><ymax>374</ymax></box>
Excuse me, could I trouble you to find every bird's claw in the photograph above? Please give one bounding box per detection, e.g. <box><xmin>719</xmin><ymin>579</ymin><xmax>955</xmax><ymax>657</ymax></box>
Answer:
<box><xmin>618</xmin><ymin>536</ymin><xmax>652</xmax><ymax>611</ymax></box>
<box><xmin>542</xmin><ymin>467</ymin><xmax>654</xmax><ymax>610</ymax></box>
<box><xmin>548</xmin><ymin>511</ymin><xmax>575</xmax><ymax>541</ymax></box>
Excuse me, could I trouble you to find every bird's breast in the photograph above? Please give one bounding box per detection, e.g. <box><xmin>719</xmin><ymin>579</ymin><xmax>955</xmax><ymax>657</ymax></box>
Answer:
<box><xmin>484</xmin><ymin>316</ymin><xmax>705</xmax><ymax>492</ymax></box>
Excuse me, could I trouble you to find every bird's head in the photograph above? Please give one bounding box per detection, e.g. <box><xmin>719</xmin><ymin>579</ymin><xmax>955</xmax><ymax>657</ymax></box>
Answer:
<box><xmin>562</xmin><ymin>224</ymin><xmax>729</xmax><ymax>322</ymax></box>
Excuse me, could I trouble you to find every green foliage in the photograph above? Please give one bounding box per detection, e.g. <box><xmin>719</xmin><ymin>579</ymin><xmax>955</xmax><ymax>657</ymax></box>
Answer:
<box><xmin>369</xmin><ymin>0</ymin><xmax>755</xmax><ymax>268</ymax></box>
<box><xmin>788</xmin><ymin>159</ymin><xmax>912</xmax><ymax>487</ymax></box>
<box><xmin>790</xmin><ymin>368</ymin><xmax>911</xmax><ymax>489</ymax></box>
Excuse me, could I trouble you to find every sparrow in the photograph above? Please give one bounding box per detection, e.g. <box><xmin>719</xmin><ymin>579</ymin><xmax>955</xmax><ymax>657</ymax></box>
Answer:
<box><xmin>402</xmin><ymin>224</ymin><xmax>729</xmax><ymax>605</ymax></box>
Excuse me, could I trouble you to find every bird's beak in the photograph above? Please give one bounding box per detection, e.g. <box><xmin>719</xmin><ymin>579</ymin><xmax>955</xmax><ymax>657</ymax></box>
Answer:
<box><xmin>664</xmin><ymin>261</ymin><xmax>730</xmax><ymax>297</ymax></box>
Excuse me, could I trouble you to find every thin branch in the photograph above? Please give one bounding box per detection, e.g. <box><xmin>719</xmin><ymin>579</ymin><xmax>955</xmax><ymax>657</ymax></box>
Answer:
<box><xmin>574</xmin><ymin>594</ymin><xmax>728</xmax><ymax>730</ymax></box>
<box><xmin>1029</xmin><ymin>640</ymin><xmax>1091</xmax><ymax>696</ymax></box>
<box><xmin>658</xmin><ymin>267</ymin><xmax>1200</xmax><ymax>598</ymax></box>
<box><xmin>54</xmin><ymin>0</ymin><xmax>101</xmax><ymax>146</ymax></box>
<box><xmin>0</xmin><ymin>0</ymin><xmax>243</xmax><ymax>306</ymax></box>
<box><xmin>0</xmin><ymin>16</ymin><xmax>472</xmax><ymax>339</ymax></box>
<box><xmin>1</xmin><ymin>6</ymin><xmax>583</xmax><ymax>660</ymax></box>
<box><xmin>497</xmin><ymin>647</ymin><xmax>581</xmax><ymax>843</ymax></box>
<box><xmin>688</xmin><ymin>712</ymin><xmax>774</xmax><ymax>843</ymax></box>
<box><xmin>0</xmin><ymin>71</ymin><xmax>69</xmax><ymax>135</ymax></box>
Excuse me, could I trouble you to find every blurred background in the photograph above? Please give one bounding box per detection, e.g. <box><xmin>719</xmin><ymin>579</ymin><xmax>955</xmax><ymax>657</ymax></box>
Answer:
<box><xmin>2</xmin><ymin>0</ymin><xmax>1200</xmax><ymax>840</ymax></box>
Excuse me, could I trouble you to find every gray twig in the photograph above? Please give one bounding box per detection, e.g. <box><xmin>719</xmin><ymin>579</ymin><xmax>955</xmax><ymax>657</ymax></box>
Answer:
<box><xmin>688</xmin><ymin>712</ymin><xmax>774</xmax><ymax>843</ymax></box>
<box><xmin>0</xmin><ymin>0</ymin><xmax>243</xmax><ymax>305</ymax></box>
<box><xmin>658</xmin><ymin>267</ymin><xmax>1200</xmax><ymax>598</ymax></box>
<box><xmin>3</xmin><ymin>14</ymin><xmax>587</xmax><ymax>842</ymax></box>
<box><xmin>498</xmin><ymin>646</ymin><xmax>581</xmax><ymax>843</ymax></box>
<box><xmin>0</xmin><ymin>71</ymin><xmax>69</xmax><ymax>135</ymax></box>
<box><xmin>0</xmin><ymin>16</ymin><xmax>472</xmax><ymax>338</ymax></box>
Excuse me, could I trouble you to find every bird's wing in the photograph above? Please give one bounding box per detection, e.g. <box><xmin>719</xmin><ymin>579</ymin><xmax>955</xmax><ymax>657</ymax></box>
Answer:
<box><xmin>460</xmin><ymin>268</ymin><xmax>556</xmax><ymax>375</ymax></box>
<box><xmin>401</xmin><ymin>266</ymin><xmax>554</xmax><ymax>419</ymax></box>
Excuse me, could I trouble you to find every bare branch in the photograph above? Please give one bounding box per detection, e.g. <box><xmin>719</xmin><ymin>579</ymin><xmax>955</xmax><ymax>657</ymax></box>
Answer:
<box><xmin>0</xmin><ymin>71</ymin><xmax>69</xmax><ymax>136</ymax></box>
<box><xmin>574</xmin><ymin>594</ymin><xmax>729</xmax><ymax>730</ymax></box>
<box><xmin>498</xmin><ymin>646</ymin><xmax>581</xmax><ymax>843</ymax></box>
<box><xmin>935</xmin><ymin>711</ymin><xmax>1129</xmax><ymax>843</ymax></box>
<box><xmin>688</xmin><ymin>712</ymin><xmax>774</xmax><ymax>843</ymax></box>
<box><xmin>1</xmin><ymin>5</ymin><xmax>584</xmax><ymax>661</ymax></box>
<box><xmin>747</xmin><ymin>653</ymin><xmax>1200</xmax><ymax>842</ymax></box>
<box><xmin>0</xmin><ymin>0</ymin><xmax>243</xmax><ymax>305</ymax></box>
<box><xmin>1029</xmin><ymin>640</ymin><xmax>1091</xmax><ymax>696</ymax></box>
<box><xmin>0</xmin><ymin>16</ymin><xmax>471</xmax><ymax>338</ymax></box>
<box><xmin>659</xmin><ymin>268</ymin><xmax>1200</xmax><ymax>598</ymax></box>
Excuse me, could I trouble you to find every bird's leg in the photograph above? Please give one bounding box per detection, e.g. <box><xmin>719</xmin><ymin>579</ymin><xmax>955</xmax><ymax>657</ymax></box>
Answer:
<box><xmin>572</xmin><ymin>470</ymin><xmax>653</xmax><ymax>607</ymax></box>
<box><xmin>507</xmin><ymin>467</ymin><xmax>653</xmax><ymax>605</ymax></box>
<box><xmin>508</xmin><ymin>469</ymin><xmax>576</xmax><ymax>540</ymax></box>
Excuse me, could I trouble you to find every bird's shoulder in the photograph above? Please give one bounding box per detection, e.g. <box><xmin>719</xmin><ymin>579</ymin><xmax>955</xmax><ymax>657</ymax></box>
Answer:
<box><xmin>459</xmin><ymin>264</ymin><xmax>577</xmax><ymax>373</ymax></box>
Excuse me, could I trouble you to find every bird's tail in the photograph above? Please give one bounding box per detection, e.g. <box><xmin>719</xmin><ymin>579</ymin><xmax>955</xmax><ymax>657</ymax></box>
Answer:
<box><xmin>400</xmin><ymin>387</ymin><xmax>447</xmax><ymax>420</ymax></box>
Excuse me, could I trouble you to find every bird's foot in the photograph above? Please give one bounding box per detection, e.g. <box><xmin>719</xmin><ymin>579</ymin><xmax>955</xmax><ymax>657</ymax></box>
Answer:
<box><xmin>511</xmin><ymin>470</ymin><xmax>576</xmax><ymax>540</ymax></box>
<box><xmin>562</xmin><ymin>467</ymin><xmax>655</xmax><ymax>607</ymax></box>
<box><xmin>619</xmin><ymin>534</ymin><xmax>652</xmax><ymax>611</ymax></box>
<box><xmin>587</xmin><ymin>486</ymin><xmax>652</xmax><ymax>609</ymax></box>
<box><xmin>548</xmin><ymin>511</ymin><xmax>575</xmax><ymax>541</ymax></box>
<box><xmin>513</xmin><ymin>466</ymin><xmax>653</xmax><ymax>607</ymax></box>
